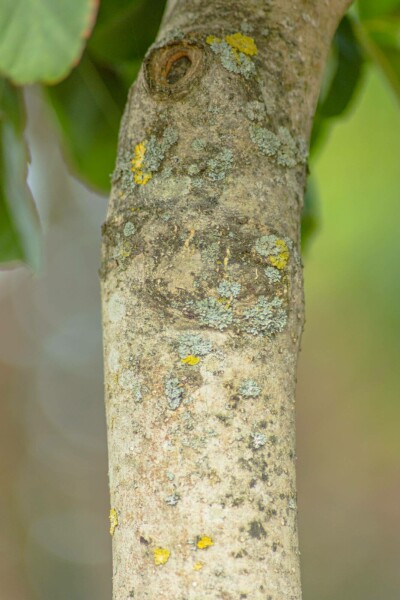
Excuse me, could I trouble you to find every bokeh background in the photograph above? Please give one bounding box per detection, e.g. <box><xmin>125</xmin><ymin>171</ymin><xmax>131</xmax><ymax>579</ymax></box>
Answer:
<box><xmin>0</xmin><ymin>61</ymin><xmax>399</xmax><ymax>600</ymax></box>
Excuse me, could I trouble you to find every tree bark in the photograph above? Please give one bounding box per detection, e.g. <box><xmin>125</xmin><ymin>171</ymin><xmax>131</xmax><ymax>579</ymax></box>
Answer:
<box><xmin>101</xmin><ymin>1</ymin><xmax>350</xmax><ymax>598</ymax></box>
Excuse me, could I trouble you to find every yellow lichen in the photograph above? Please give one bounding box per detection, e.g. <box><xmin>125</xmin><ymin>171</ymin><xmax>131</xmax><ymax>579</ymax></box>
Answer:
<box><xmin>120</xmin><ymin>240</ymin><xmax>131</xmax><ymax>258</ymax></box>
<box><xmin>197</xmin><ymin>536</ymin><xmax>214</xmax><ymax>550</ymax></box>
<box><xmin>181</xmin><ymin>355</ymin><xmax>200</xmax><ymax>366</ymax></box>
<box><xmin>134</xmin><ymin>171</ymin><xmax>152</xmax><ymax>185</ymax></box>
<box><xmin>206</xmin><ymin>35</ymin><xmax>221</xmax><ymax>45</ymax></box>
<box><xmin>225</xmin><ymin>32</ymin><xmax>258</xmax><ymax>56</ymax></box>
<box><xmin>268</xmin><ymin>239</ymin><xmax>289</xmax><ymax>270</ymax></box>
<box><xmin>109</xmin><ymin>508</ymin><xmax>118</xmax><ymax>536</ymax></box>
<box><xmin>132</xmin><ymin>142</ymin><xmax>146</xmax><ymax>169</ymax></box>
<box><xmin>193</xmin><ymin>562</ymin><xmax>204</xmax><ymax>571</ymax></box>
<box><xmin>131</xmin><ymin>141</ymin><xmax>152</xmax><ymax>186</ymax></box>
<box><xmin>217</xmin><ymin>297</ymin><xmax>231</xmax><ymax>308</ymax></box>
<box><xmin>153</xmin><ymin>547</ymin><xmax>170</xmax><ymax>565</ymax></box>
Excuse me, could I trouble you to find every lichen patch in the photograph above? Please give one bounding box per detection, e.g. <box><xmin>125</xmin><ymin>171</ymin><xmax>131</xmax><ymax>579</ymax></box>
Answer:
<box><xmin>242</xmin><ymin>296</ymin><xmax>287</xmax><ymax>336</ymax></box>
<box><xmin>131</xmin><ymin>142</ymin><xmax>152</xmax><ymax>185</ymax></box>
<box><xmin>181</xmin><ymin>354</ymin><xmax>200</xmax><ymax>365</ymax></box>
<box><xmin>251</xmin><ymin>432</ymin><xmax>267</xmax><ymax>449</ymax></box>
<box><xmin>177</xmin><ymin>333</ymin><xmax>213</xmax><ymax>360</ymax></box>
<box><xmin>165</xmin><ymin>376</ymin><xmax>184</xmax><ymax>410</ymax></box>
<box><xmin>109</xmin><ymin>508</ymin><xmax>118</xmax><ymax>536</ymax></box>
<box><xmin>254</xmin><ymin>235</ymin><xmax>290</xmax><ymax>270</ymax></box>
<box><xmin>131</xmin><ymin>127</ymin><xmax>179</xmax><ymax>187</ymax></box>
<box><xmin>197</xmin><ymin>535</ymin><xmax>214</xmax><ymax>549</ymax></box>
<box><xmin>249</xmin><ymin>124</ymin><xmax>306</xmax><ymax>167</ymax></box>
<box><xmin>225</xmin><ymin>32</ymin><xmax>258</xmax><ymax>56</ymax></box>
<box><xmin>206</xmin><ymin>32</ymin><xmax>257</xmax><ymax>79</ymax></box>
<box><xmin>153</xmin><ymin>547</ymin><xmax>170</xmax><ymax>565</ymax></box>
<box><xmin>192</xmin><ymin>297</ymin><xmax>234</xmax><ymax>330</ymax></box>
<box><xmin>239</xmin><ymin>379</ymin><xmax>261</xmax><ymax>398</ymax></box>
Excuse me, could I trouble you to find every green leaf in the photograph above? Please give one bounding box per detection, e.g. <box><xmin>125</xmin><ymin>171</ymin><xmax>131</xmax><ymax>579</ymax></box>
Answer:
<box><xmin>0</xmin><ymin>184</ymin><xmax>25</xmax><ymax>264</ymax></box>
<box><xmin>88</xmin><ymin>0</ymin><xmax>166</xmax><ymax>66</ymax></box>
<box><xmin>0</xmin><ymin>81</ymin><xmax>41</xmax><ymax>269</ymax></box>
<box><xmin>0</xmin><ymin>0</ymin><xmax>99</xmax><ymax>85</ymax></box>
<box><xmin>310</xmin><ymin>16</ymin><xmax>365</xmax><ymax>156</ymax></box>
<box><xmin>356</xmin><ymin>13</ymin><xmax>400</xmax><ymax>101</ymax></box>
<box><xmin>46</xmin><ymin>55</ymin><xmax>131</xmax><ymax>192</ymax></box>
<box><xmin>358</xmin><ymin>0</ymin><xmax>400</xmax><ymax>20</ymax></box>
<box><xmin>319</xmin><ymin>16</ymin><xmax>365</xmax><ymax>118</ymax></box>
<box><xmin>301</xmin><ymin>179</ymin><xmax>319</xmax><ymax>253</ymax></box>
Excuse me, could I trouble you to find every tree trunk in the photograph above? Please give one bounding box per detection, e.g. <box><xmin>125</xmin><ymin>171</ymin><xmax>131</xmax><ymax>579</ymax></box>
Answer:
<box><xmin>101</xmin><ymin>1</ymin><xmax>350</xmax><ymax>598</ymax></box>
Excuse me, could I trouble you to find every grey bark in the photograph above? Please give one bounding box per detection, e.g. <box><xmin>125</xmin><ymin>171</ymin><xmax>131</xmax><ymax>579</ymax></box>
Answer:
<box><xmin>101</xmin><ymin>1</ymin><xmax>350</xmax><ymax>598</ymax></box>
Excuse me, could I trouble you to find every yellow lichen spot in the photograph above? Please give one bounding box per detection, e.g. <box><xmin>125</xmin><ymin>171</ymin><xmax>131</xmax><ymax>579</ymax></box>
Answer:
<box><xmin>109</xmin><ymin>508</ymin><xmax>118</xmax><ymax>536</ymax></box>
<box><xmin>181</xmin><ymin>355</ymin><xmax>200</xmax><ymax>366</ymax></box>
<box><xmin>132</xmin><ymin>142</ymin><xmax>146</xmax><ymax>169</ymax></box>
<box><xmin>268</xmin><ymin>239</ymin><xmax>289</xmax><ymax>270</ymax></box>
<box><xmin>133</xmin><ymin>171</ymin><xmax>152</xmax><ymax>185</ymax></box>
<box><xmin>225</xmin><ymin>32</ymin><xmax>258</xmax><ymax>56</ymax></box>
<box><xmin>131</xmin><ymin>141</ymin><xmax>152</xmax><ymax>185</ymax></box>
<box><xmin>193</xmin><ymin>562</ymin><xmax>204</xmax><ymax>571</ymax></box>
<box><xmin>217</xmin><ymin>297</ymin><xmax>231</xmax><ymax>308</ymax></box>
<box><xmin>224</xmin><ymin>248</ymin><xmax>231</xmax><ymax>269</ymax></box>
<box><xmin>197</xmin><ymin>536</ymin><xmax>214</xmax><ymax>550</ymax></box>
<box><xmin>121</xmin><ymin>240</ymin><xmax>131</xmax><ymax>258</ymax></box>
<box><xmin>153</xmin><ymin>547</ymin><xmax>170</xmax><ymax>566</ymax></box>
<box><xmin>206</xmin><ymin>35</ymin><xmax>221</xmax><ymax>45</ymax></box>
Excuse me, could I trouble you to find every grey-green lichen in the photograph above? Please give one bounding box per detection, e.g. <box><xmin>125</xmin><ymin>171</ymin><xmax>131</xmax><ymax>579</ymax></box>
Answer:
<box><xmin>187</xmin><ymin>163</ymin><xmax>201</xmax><ymax>176</ymax></box>
<box><xmin>217</xmin><ymin>280</ymin><xmax>241</xmax><ymax>299</ymax></box>
<box><xmin>255</xmin><ymin>235</ymin><xmax>280</xmax><ymax>257</ymax></box>
<box><xmin>177</xmin><ymin>333</ymin><xmax>213</xmax><ymax>359</ymax></box>
<box><xmin>192</xmin><ymin>297</ymin><xmax>234</xmax><ymax>330</ymax></box>
<box><xmin>201</xmin><ymin>242</ymin><xmax>220</xmax><ymax>264</ymax></box>
<box><xmin>254</xmin><ymin>235</ymin><xmax>291</xmax><ymax>270</ymax></box>
<box><xmin>249</xmin><ymin>124</ymin><xmax>305</xmax><ymax>167</ymax></box>
<box><xmin>207</xmin><ymin>148</ymin><xmax>233</xmax><ymax>181</ymax></box>
<box><xmin>123</xmin><ymin>221</ymin><xmax>135</xmax><ymax>237</ymax></box>
<box><xmin>191</xmin><ymin>138</ymin><xmax>207</xmax><ymax>151</ymax></box>
<box><xmin>242</xmin><ymin>296</ymin><xmax>287</xmax><ymax>336</ymax></box>
<box><xmin>239</xmin><ymin>379</ymin><xmax>261</xmax><ymax>398</ymax></box>
<box><xmin>251</xmin><ymin>432</ymin><xmax>267</xmax><ymax>449</ymax></box>
<box><xmin>240</xmin><ymin>21</ymin><xmax>254</xmax><ymax>34</ymax></box>
<box><xmin>144</xmin><ymin>126</ymin><xmax>179</xmax><ymax>172</ymax></box>
<box><xmin>206</xmin><ymin>37</ymin><xmax>256</xmax><ymax>79</ymax></box>
<box><xmin>245</xmin><ymin>101</ymin><xmax>267</xmax><ymax>122</ymax></box>
<box><xmin>265</xmin><ymin>266</ymin><xmax>281</xmax><ymax>283</ymax></box>
<box><xmin>164</xmin><ymin>494</ymin><xmax>180</xmax><ymax>506</ymax></box>
<box><xmin>165</xmin><ymin>376</ymin><xmax>184</xmax><ymax>410</ymax></box>
<box><xmin>249</xmin><ymin>125</ymin><xmax>280</xmax><ymax>157</ymax></box>
<box><xmin>114</xmin><ymin>126</ymin><xmax>179</xmax><ymax>190</ymax></box>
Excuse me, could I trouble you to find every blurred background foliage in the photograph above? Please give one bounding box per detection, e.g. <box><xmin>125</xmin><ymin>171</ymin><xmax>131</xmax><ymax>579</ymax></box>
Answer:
<box><xmin>0</xmin><ymin>0</ymin><xmax>399</xmax><ymax>599</ymax></box>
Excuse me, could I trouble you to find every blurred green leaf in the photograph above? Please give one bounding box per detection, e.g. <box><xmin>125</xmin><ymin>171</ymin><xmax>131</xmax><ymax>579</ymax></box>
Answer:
<box><xmin>46</xmin><ymin>55</ymin><xmax>131</xmax><ymax>192</ymax></box>
<box><xmin>358</xmin><ymin>0</ymin><xmax>400</xmax><ymax>20</ymax></box>
<box><xmin>301</xmin><ymin>179</ymin><xmax>320</xmax><ymax>253</ymax></box>
<box><xmin>320</xmin><ymin>16</ymin><xmax>365</xmax><ymax>119</ymax></box>
<box><xmin>0</xmin><ymin>179</ymin><xmax>25</xmax><ymax>264</ymax></box>
<box><xmin>88</xmin><ymin>0</ymin><xmax>166</xmax><ymax>66</ymax></box>
<box><xmin>311</xmin><ymin>16</ymin><xmax>365</xmax><ymax>156</ymax></box>
<box><xmin>356</xmin><ymin>0</ymin><xmax>400</xmax><ymax>101</ymax></box>
<box><xmin>0</xmin><ymin>81</ymin><xmax>41</xmax><ymax>269</ymax></box>
<box><xmin>0</xmin><ymin>0</ymin><xmax>98</xmax><ymax>84</ymax></box>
